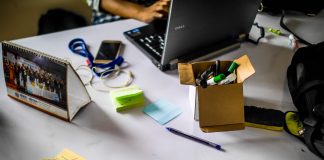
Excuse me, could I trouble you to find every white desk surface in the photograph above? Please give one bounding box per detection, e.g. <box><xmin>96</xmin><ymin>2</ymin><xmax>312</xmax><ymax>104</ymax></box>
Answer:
<box><xmin>1</xmin><ymin>13</ymin><xmax>323</xmax><ymax>160</ymax></box>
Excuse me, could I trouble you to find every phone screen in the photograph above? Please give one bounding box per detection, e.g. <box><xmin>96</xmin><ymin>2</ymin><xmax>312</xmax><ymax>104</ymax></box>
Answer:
<box><xmin>94</xmin><ymin>40</ymin><xmax>122</xmax><ymax>63</ymax></box>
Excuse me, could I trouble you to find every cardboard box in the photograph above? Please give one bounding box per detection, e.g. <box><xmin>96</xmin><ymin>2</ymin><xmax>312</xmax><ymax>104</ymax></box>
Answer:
<box><xmin>178</xmin><ymin>55</ymin><xmax>255</xmax><ymax>132</ymax></box>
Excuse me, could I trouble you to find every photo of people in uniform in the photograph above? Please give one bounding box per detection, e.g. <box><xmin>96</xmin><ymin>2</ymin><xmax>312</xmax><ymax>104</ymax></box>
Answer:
<box><xmin>3</xmin><ymin>50</ymin><xmax>67</xmax><ymax>109</ymax></box>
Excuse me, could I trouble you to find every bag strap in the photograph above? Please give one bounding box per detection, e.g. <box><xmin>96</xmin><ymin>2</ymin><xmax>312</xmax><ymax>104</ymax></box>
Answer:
<box><xmin>303</xmin><ymin>92</ymin><xmax>324</xmax><ymax>158</ymax></box>
<box><xmin>293</xmin><ymin>81</ymin><xmax>324</xmax><ymax>117</ymax></box>
<box><xmin>295</xmin><ymin>81</ymin><xmax>324</xmax><ymax>158</ymax></box>
<box><xmin>287</xmin><ymin>65</ymin><xmax>297</xmax><ymax>97</ymax></box>
<box><xmin>293</xmin><ymin>80</ymin><xmax>324</xmax><ymax>103</ymax></box>
<box><xmin>280</xmin><ymin>11</ymin><xmax>312</xmax><ymax>46</ymax></box>
<box><xmin>304</xmin><ymin>125</ymin><xmax>324</xmax><ymax>158</ymax></box>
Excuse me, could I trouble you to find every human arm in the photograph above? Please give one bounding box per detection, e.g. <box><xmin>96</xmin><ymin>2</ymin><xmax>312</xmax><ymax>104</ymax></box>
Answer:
<box><xmin>100</xmin><ymin>0</ymin><xmax>169</xmax><ymax>23</ymax></box>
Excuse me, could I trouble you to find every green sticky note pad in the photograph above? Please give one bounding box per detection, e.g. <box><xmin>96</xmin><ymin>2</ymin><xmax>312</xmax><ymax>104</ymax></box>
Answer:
<box><xmin>110</xmin><ymin>85</ymin><xmax>145</xmax><ymax>112</ymax></box>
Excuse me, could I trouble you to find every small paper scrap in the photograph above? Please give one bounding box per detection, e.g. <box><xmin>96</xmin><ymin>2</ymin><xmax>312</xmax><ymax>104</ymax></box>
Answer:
<box><xmin>43</xmin><ymin>148</ymin><xmax>85</xmax><ymax>160</ymax></box>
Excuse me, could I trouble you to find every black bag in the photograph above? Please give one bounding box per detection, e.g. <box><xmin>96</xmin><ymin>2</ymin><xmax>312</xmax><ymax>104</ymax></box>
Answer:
<box><xmin>38</xmin><ymin>9</ymin><xmax>87</xmax><ymax>35</ymax></box>
<box><xmin>259</xmin><ymin>0</ymin><xmax>324</xmax><ymax>15</ymax></box>
<box><xmin>287</xmin><ymin>41</ymin><xmax>324</xmax><ymax>158</ymax></box>
<box><xmin>257</xmin><ymin>1</ymin><xmax>323</xmax><ymax>45</ymax></box>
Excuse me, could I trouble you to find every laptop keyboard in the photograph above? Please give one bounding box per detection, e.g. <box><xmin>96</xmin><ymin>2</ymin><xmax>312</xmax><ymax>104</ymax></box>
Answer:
<box><xmin>124</xmin><ymin>20</ymin><xmax>167</xmax><ymax>64</ymax></box>
<box><xmin>138</xmin><ymin>33</ymin><xmax>165</xmax><ymax>57</ymax></box>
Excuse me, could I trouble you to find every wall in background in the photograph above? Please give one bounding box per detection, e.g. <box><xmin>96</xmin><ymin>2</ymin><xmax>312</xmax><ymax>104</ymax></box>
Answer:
<box><xmin>0</xmin><ymin>0</ymin><xmax>92</xmax><ymax>41</ymax></box>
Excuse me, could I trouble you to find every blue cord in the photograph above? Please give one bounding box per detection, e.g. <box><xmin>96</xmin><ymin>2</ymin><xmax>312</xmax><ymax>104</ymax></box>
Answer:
<box><xmin>68</xmin><ymin>38</ymin><xmax>124</xmax><ymax>77</ymax></box>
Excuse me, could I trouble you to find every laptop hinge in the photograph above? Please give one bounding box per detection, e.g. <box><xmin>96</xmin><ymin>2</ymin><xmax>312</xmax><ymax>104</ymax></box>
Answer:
<box><xmin>165</xmin><ymin>41</ymin><xmax>240</xmax><ymax>71</ymax></box>
<box><xmin>189</xmin><ymin>42</ymin><xmax>240</xmax><ymax>62</ymax></box>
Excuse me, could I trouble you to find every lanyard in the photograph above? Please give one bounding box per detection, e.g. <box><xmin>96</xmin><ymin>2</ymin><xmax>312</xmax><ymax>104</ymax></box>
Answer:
<box><xmin>68</xmin><ymin>38</ymin><xmax>124</xmax><ymax>77</ymax></box>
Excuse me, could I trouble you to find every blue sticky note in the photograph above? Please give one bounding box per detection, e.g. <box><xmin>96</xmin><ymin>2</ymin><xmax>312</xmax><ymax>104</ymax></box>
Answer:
<box><xmin>143</xmin><ymin>100</ymin><xmax>182</xmax><ymax>125</ymax></box>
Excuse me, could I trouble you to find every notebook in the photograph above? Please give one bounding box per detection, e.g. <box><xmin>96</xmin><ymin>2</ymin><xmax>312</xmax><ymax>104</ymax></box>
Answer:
<box><xmin>1</xmin><ymin>41</ymin><xmax>91</xmax><ymax>121</ymax></box>
<box><xmin>124</xmin><ymin>0</ymin><xmax>261</xmax><ymax>71</ymax></box>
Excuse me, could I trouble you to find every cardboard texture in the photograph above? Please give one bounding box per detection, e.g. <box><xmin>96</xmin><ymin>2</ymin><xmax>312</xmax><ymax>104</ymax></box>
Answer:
<box><xmin>178</xmin><ymin>61</ymin><xmax>215</xmax><ymax>85</ymax></box>
<box><xmin>197</xmin><ymin>84</ymin><xmax>244</xmax><ymax>132</ymax></box>
<box><xmin>234</xmin><ymin>55</ymin><xmax>255</xmax><ymax>83</ymax></box>
<box><xmin>178</xmin><ymin>55</ymin><xmax>255</xmax><ymax>132</ymax></box>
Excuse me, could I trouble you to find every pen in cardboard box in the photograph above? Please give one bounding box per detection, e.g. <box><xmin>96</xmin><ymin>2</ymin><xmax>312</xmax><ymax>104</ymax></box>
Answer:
<box><xmin>225</xmin><ymin>61</ymin><xmax>239</xmax><ymax>76</ymax></box>
<box><xmin>195</xmin><ymin>60</ymin><xmax>221</xmax><ymax>88</ymax></box>
<box><xmin>206</xmin><ymin>74</ymin><xmax>225</xmax><ymax>85</ymax></box>
<box><xmin>196</xmin><ymin>64</ymin><xmax>216</xmax><ymax>88</ymax></box>
<box><xmin>218</xmin><ymin>73</ymin><xmax>236</xmax><ymax>85</ymax></box>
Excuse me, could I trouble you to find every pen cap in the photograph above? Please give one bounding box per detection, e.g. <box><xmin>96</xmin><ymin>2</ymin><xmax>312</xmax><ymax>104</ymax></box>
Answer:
<box><xmin>207</xmin><ymin>74</ymin><xmax>225</xmax><ymax>85</ymax></box>
<box><xmin>227</xmin><ymin>62</ymin><xmax>238</xmax><ymax>75</ymax></box>
<box><xmin>214</xmin><ymin>74</ymin><xmax>225</xmax><ymax>82</ymax></box>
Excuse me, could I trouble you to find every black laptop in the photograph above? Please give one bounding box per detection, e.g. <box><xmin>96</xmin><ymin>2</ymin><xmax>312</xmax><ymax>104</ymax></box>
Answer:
<box><xmin>124</xmin><ymin>0</ymin><xmax>261</xmax><ymax>71</ymax></box>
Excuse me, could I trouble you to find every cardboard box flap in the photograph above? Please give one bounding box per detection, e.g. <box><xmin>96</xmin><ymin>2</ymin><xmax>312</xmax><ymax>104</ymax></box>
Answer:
<box><xmin>178</xmin><ymin>63</ymin><xmax>196</xmax><ymax>85</ymax></box>
<box><xmin>234</xmin><ymin>55</ymin><xmax>255</xmax><ymax>83</ymax></box>
<box><xmin>178</xmin><ymin>61</ymin><xmax>215</xmax><ymax>85</ymax></box>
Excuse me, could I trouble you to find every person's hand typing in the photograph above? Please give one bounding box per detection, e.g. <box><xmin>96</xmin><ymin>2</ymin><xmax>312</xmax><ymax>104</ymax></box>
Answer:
<box><xmin>137</xmin><ymin>0</ymin><xmax>170</xmax><ymax>23</ymax></box>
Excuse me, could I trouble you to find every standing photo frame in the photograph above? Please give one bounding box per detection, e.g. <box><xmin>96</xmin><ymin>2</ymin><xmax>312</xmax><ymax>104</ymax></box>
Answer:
<box><xmin>1</xmin><ymin>41</ymin><xmax>91</xmax><ymax>121</ymax></box>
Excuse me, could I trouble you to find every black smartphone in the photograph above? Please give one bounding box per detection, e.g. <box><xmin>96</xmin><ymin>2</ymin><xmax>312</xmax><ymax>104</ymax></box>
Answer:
<box><xmin>94</xmin><ymin>40</ymin><xmax>122</xmax><ymax>64</ymax></box>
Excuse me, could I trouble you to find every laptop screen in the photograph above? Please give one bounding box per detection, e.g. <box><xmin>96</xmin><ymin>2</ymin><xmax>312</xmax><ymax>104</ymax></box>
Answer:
<box><xmin>161</xmin><ymin>0</ymin><xmax>261</xmax><ymax>65</ymax></box>
<box><xmin>124</xmin><ymin>0</ymin><xmax>261</xmax><ymax>71</ymax></box>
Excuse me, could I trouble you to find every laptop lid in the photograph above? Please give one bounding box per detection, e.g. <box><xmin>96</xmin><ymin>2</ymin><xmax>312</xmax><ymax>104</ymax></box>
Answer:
<box><xmin>161</xmin><ymin>0</ymin><xmax>261</xmax><ymax>66</ymax></box>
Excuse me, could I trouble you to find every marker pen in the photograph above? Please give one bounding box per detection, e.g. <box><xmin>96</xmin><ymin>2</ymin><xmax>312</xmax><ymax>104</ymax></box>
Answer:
<box><xmin>207</xmin><ymin>73</ymin><xmax>225</xmax><ymax>85</ymax></box>
<box><xmin>196</xmin><ymin>78</ymin><xmax>208</xmax><ymax>88</ymax></box>
<box><xmin>196</xmin><ymin>64</ymin><xmax>217</xmax><ymax>88</ymax></box>
<box><xmin>218</xmin><ymin>73</ymin><xmax>236</xmax><ymax>85</ymax></box>
<box><xmin>200</xmin><ymin>64</ymin><xmax>216</xmax><ymax>79</ymax></box>
<box><xmin>226</xmin><ymin>61</ymin><xmax>239</xmax><ymax>76</ymax></box>
<box><xmin>214</xmin><ymin>60</ymin><xmax>220</xmax><ymax>77</ymax></box>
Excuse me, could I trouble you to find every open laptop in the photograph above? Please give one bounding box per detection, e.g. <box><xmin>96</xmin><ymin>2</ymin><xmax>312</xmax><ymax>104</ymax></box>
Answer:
<box><xmin>124</xmin><ymin>0</ymin><xmax>261</xmax><ymax>71</ymax></box>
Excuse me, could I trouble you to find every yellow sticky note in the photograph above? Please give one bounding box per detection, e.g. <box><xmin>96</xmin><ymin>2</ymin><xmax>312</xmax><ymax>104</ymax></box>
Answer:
<box><xmin>55</xmin><ymin>148</ymin><xmax>86</xmax><ymax>160</ymax></box>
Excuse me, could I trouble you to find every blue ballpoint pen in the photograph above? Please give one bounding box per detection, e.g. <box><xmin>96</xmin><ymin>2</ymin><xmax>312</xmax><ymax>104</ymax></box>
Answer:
<box><xmin>166</xmin><ymin>127</ymin><xmax>224</xmax><ymax>151</ymax></box>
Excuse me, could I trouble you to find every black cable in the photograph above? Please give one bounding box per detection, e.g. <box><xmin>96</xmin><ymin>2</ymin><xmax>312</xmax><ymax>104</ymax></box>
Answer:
<box><xmin>246</xmin><ymin>23</ymin><xmax>265</xmax><ymax>45</ymax></box>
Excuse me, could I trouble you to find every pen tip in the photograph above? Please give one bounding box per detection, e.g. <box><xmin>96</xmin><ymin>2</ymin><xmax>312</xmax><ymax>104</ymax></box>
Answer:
<box><xmin>216</xmin><ymin>145</ymin><xmax>224</xmax><ymax>151</ymax></box>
